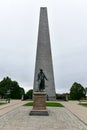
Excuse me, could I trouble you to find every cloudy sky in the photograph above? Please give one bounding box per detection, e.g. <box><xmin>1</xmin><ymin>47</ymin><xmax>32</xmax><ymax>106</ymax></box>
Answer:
<box><xmin>0</xmin><ymin>0</ymin><xmax>87</xmax><ymax>93</ymax></box>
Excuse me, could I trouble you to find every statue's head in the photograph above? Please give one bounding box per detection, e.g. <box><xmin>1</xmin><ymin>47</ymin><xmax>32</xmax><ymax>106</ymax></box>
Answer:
<box><xmin>40</xmin><ymin>69</ymin><xmax>43</xmax><ymax>72</ymax></box>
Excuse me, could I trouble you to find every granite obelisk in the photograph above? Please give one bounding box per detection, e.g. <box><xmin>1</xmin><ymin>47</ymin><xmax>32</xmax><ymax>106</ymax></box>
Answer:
<box><xmin>33</xmin><ymin>7</ymin><xmax>56</xmax><ymax>100</ymax></box>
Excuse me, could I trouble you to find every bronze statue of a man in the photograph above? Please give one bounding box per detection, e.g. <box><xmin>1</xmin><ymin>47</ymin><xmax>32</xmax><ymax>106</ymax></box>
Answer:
<box><xmin>37</xmin><ymin>69</ymin><xmax>48</xmax><ymax>92</ymax></box>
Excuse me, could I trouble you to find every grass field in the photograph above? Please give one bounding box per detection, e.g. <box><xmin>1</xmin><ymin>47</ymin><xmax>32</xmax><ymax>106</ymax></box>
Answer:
<box><xmin>79</xmin><ymin>103</ymin><xmax>87</xmax><ymax>107</ymax></box>
<box><xmin>0</xmin><ymin>102</ymin><xmax>6</xmax><ymax>105</ymax></box>
<box><xmin>23</xmin><ymin>102</ymin><xmax>64</xmax><ymax>107</ymax></box>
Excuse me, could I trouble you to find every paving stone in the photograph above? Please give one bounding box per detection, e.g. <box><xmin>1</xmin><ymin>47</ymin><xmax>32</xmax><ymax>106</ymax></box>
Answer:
<box><xmin>0</xmin><ymin>106</ymin><xmax>87</xmax><ymax>130</ymax></box>
<box><xmin>61</xmin><ymin>101</ymin><xmax>87</xmax><ymax>125</ymax></box>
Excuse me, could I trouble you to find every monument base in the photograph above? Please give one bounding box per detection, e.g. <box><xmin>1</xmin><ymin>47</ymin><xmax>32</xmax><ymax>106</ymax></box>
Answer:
<box><xmin>29</xmin><ymin>92</ymin><xmax>49</xmax><ymax>116</ymax></box>
<box><xmin>29</xmin><ymin>110</ymin><xmax>49</xmax><ymax>116</ymax></box>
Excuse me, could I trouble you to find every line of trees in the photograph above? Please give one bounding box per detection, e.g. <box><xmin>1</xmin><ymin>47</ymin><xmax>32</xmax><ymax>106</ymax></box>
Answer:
<box><xmin>0</xmin><ymin>76</ymin><xmax>86</xmax><ymax>101</ymax></box>
<box><xmin>0</xmin><ymin>77</ymin><xmax>25</xmax><ymax>99</ymax></box>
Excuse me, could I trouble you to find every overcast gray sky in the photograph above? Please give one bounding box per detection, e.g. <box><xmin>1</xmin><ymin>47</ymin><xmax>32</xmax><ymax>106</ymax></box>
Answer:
<box><xmin>0</xmin><ymin>0</ymin><xmax>87</xmax><ymax>93</ymax></box>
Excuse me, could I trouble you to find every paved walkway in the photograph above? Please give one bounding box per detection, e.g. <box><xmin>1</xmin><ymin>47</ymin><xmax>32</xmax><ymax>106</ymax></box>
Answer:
<box><xmin>0</xmin><ymin>100</ymin><xmax>87</xmax><ymax>130</ymax></box>
<box><xmin>60</xmin><ymin>101</ymin><xmax>87</xmax><ymax>125</ymax></box>
<box><xmin>0</xmin><ymin>100</ymin><xmax>29</xmax><ymax>116</ymax></box>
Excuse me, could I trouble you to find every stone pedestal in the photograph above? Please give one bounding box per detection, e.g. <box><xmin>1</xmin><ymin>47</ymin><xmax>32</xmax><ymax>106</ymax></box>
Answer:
<box><xmin>29</xmin><ymin>92</ymin><xmax>49</xmax><ymax>116</ymax></box>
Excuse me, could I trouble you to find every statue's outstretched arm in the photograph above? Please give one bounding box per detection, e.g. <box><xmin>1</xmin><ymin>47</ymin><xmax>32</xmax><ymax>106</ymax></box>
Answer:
<box><xmin>44</xmin><ymin>74</ymin><xmax>48</xmax><ymax>81</ymax></box>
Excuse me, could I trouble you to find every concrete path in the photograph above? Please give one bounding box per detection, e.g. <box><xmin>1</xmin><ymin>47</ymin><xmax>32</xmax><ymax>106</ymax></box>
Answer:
<box><xmin>0</xmin><ymin>101</ymin><xmax>87</xmax><ymax>130</ymax></box>
<box><xmin>60</xmin><ymin>101</ymin><xmax>87</xmax><ymax>125</ymax></box>
<box><xmin>0</xmin><ymin>100</ymin><xmax>29</xmax><ymax>116</ymax></box>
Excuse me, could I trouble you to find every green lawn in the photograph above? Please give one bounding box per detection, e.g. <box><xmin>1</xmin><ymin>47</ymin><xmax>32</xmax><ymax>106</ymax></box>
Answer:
<box><xmin>24</xmin><ymin>102</ymin><xmax>34</xmax><ymax>106</ymax></box>
<box><xmin>79</xmin><ymin>103</ymin><xmax>87</xmax><ymax>107</ymax></box>
<box><xmin>46</xmin><ymin>102</ymin><xmax>64</xmax><ymax>107</ymax></box>
<box><xmin>23</xmin><ymin>102</ymin><xmax>64</xmax><ymax>107</ymax></box>
<box><xmin>0</xmin><ymin>102</ymin><xmax>6</xmax><ymax>105</ymax></box>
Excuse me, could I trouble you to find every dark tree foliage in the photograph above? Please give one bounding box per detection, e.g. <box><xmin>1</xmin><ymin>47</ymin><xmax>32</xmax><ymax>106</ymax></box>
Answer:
<box><xmin>56</xmin><ymin>94</ymin><xmax>66</xmax><ymax>100</ymax></box>
<box><xmin>24</xmin><ymin>89</ymin><xmax>33</xmax><ymax>100</ymax></box>
<box><xmin>0</xmin><ymin>77</ymin><xmax>25</xmax><ymax>99</ymax></box>
<box><xmin>70</xmin><ymin>82</ymin><xmax>86</xmax><ymax>100</ymax></box>
<box><xmin>85</xmin><ymin>87</ymin><xmax>87</xmax><ymax>95</ymax></box>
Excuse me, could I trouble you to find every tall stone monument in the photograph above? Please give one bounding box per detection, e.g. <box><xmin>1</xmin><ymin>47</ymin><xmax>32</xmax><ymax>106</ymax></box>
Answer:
<box><xmin>33</xmin><ymin>7</ymin><xmax>56</xmax><ymax>101</ymax></box>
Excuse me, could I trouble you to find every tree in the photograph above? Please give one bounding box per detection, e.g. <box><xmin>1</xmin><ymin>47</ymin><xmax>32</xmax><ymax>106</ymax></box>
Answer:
<box><xmin>0</xmin><ymin>77</ymin><xmax>25</xmax><ymax>99</ymax></box>
<box><xmin>85</xmin><ymin>87</ymin><xmax>87</xmax><ymax>98</ymax></box>
<box><xmin>70</xmin><ymin>82</ymin><xmax>85</xmax><ymax>100</ymax></box>
<box><xmin>56</xmin><ymin>93</ymin><xmax>66</xmax><ymax>100</ymax></box>
<box><xmin>25</xmin><ymin>89</ymin><xmax>33</xmax><ymax>99</ymax></box>
<box><xmin>0</xmin><ymin>77</ymin><xmax>11</xmax><ymax>98</ymax></box>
